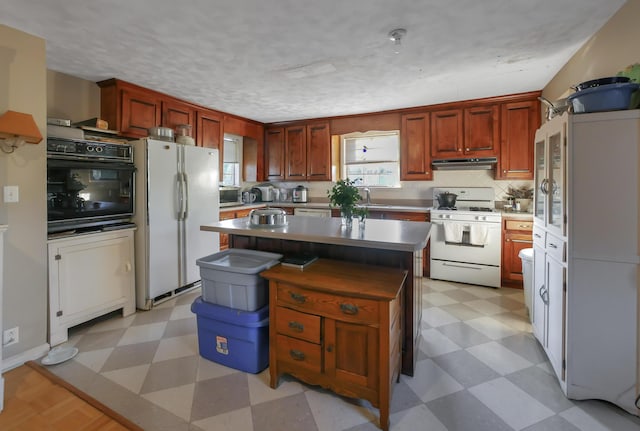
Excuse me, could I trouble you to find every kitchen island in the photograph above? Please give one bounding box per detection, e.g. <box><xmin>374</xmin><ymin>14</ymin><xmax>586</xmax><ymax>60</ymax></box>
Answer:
<box><xmin>200</xmin><ymin>215</ymin><xmax>432</xmax><ymax>376</ymax></box>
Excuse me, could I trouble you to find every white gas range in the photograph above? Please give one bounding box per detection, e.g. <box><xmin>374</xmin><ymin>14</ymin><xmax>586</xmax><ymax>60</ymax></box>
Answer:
<box><xmin>430</xmin><ymin>187</ymin><xmax>502</xmax><ymax>288</ymax></box>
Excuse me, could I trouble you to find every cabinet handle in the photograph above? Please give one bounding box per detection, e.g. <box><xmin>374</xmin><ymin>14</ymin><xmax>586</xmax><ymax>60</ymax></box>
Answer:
<box><xmin>125</xmin><ymin>262</ymin><xmax>132</xmax><ymax>272</ymax></box>
<box><xmin>340</xmin><ymin>303</ymin><xmax>359</xmax><ymax>315</ymax></box>
<box><xmin>289</xmin><ymin>350</ymin><xmax>305</xmax><ymax>361</ymax></box>
<box><xmin>288</xmin><ymin>321</ymin><xmax>304</xmax><ymax>332</ymax></box>
<box><xmin>534</xmin><ymin>233</ymin><xmax>542</xmax><ymax>238</ymax></box>
<box><xmin>326</xmin><ymin>345</ymin><xmax>333</xmax><ymax>353</ymax></box>
<box><xmin>539</xmin><ymin>285</ymin><xmax>549</xmax><ymax>305</ymax></box>
<box><xmin>518</xmin><ymin>224</ymin><xmax>531</xmax><ymax>229</ymax></box>
<box><xmin>549</xmin><ymin>243</ymin><xmax>558</xmax><ymax>249</ymax></box>
<box><xmin>289</xmin><ymin>292</ymin><xmax>306</xmax><ymax>303</ymax></box>
<box><xmin>511</xmin><ymin>239</ymin><xmax>533</xmax><ymax>244</ymax></box>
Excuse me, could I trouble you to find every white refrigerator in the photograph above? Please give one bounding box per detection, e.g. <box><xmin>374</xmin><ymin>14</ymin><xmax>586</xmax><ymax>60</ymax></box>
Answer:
<box><xmin>133</xmin><ymin>138</ymin><xmax>219</xmax><ymax>310</ymax></box>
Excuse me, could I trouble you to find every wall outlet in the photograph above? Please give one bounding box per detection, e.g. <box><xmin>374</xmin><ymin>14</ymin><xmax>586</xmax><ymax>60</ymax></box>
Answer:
<box><xmin>3</xmin><ymin>327</ymin><xmax>19</xmax><ymax>346</ymax></box>
<box><xmin>3</xmin><ymin>185</ymin><xmax>19</xmax><ymax>203</ymax></box>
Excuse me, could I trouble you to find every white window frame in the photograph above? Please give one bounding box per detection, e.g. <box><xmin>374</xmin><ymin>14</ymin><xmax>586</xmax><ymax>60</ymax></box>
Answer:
<box><xmin>341</xmin><ymin>130</ymin><xmax>400</xmax><ymax>188</ymax></box>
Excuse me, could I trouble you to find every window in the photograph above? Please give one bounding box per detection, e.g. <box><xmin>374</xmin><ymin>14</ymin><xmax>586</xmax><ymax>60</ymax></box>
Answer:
<box><xmin>222</xmin><ymin>134</ymin><xmax>242</xmax><ymax>186</ymax></box>
<box><xmin>342</xmin><ymin>131</ymin><xmax>400</xmax><ymax>187</ymax></box>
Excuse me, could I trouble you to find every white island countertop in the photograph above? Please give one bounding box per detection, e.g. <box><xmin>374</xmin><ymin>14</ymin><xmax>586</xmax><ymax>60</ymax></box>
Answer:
<box><xmin>201</xmin><ymin>215</ymin><xmax>431</xmax><ymax>252</ymax></box>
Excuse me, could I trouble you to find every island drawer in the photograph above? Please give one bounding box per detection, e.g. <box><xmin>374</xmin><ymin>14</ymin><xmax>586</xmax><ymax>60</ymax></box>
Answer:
<box><xmin>276</xmin><ymin>306</ymin><xmax>321</xmax><ymax>344</ymax></box>
<box><xmin>276</xmin><ymin>334</ymin><xmax>322</xmax><ymax>373</ymax></box>
<box><xmin>277</xmin><ymin>283</ymin><xmax>380</xmax><ymax>325</ymax></box>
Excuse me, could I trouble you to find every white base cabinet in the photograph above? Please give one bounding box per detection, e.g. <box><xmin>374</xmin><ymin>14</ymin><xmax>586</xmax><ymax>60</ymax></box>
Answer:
<box><xmin>48</xmin><ymin>229</ymin><xmax>136</xmax><ymax>346</ymax></box>
<box><xmin>533</xmin><ymin>111</ymin><xmax>640</xmax><ymax>416</ymax></box>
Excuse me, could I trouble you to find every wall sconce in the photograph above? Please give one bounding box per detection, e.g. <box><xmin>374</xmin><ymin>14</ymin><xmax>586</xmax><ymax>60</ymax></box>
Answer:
<box><xmin>0</xmin><ymin>110</ymin><xmax>43</xmax><ymax>154</ymax></box>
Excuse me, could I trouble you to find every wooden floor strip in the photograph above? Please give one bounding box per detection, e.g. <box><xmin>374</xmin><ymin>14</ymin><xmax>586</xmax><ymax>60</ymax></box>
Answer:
<box><xmin>1</xmin><ymin>361</ymin><xmax>143</xmax><ymax>431</ymax></box>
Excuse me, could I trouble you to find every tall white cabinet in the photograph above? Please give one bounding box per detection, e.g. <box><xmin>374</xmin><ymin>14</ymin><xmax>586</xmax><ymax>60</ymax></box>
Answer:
<box><xmin>48</xmin><ymin>229</ymin><xmax>136</xmax><ymax>346</ymax></box>
<box><xmin>532</xmin><ymin>110</ymin><xmax>640</xmax><ymax>416</ymax></box>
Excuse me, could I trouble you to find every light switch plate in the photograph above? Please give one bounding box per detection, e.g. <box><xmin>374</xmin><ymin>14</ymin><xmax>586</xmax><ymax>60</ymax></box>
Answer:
<box><xmin>4</xmin><ymin>185</ymin><xmax>19</xmax><ymax>203</ymax></box>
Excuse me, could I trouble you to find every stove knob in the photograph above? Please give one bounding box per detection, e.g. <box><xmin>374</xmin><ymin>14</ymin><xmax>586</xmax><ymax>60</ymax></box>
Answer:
<box><xmin>95</xmin><ymin>146</ymin><xmax>104</xmax><ymax>153</ymax></box>
<box><xmin>87</xmin><ymin>146</ymin><xmax>94</xmax><ymax>151</ymax></box>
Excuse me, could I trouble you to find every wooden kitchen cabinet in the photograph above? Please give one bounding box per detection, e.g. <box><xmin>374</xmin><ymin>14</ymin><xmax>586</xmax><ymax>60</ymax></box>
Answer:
<box><xmin>400</xmin><ymin>112</ymin><xmax>432</xmax><ymax>180</ymax></box>
<box><xmin>219</xmin><ymin>207</ymin><xmax>256</xmax><ymax>250</ymax></box>
<box><xmin>496</xmin><ymin>99</ymin><xmax>540</xmax><ymax>180</ymax></box>
<box><xmin>431</xmin><ymin>109</ymin><xmax>463</xmax><ymax>158</ymax></box>
<box><xmin>161</xmin><ymin>99</ymin><xmax>195</xmax><ymax>132</ymax></box>
<box><xmin>266</xmin><ymin>122</ymin><xmax>331</xmax><ymax>182</ymax></box>
<box><xmin>265</xmin><ymin>127</ymin><xmax>286</xmax><ymax>181</ymax></box>
<box><xmin>501</xmin><ymin>218</ymin><xmax>533</xmax><ymax>287</ymax></box>
<box><xmin>464</xmin><ymin>104</ymin><xmax>500</xmax><ymax>157</ymax></box>
<box><xmin>261</xmin><ymin>259</ymin><xmax>406</xmax><ymax>431</ymax></box>
<box><xmin>306</xmin><ymin>122</ymin><xmax>332</xmax><ymax>180</ymax></box>
<box><xmin>431</xmin><ymin>105</ymin><xmax>499</xmax><ymax>159</ymax></box>
<box><xmin>47</xmin><ymin>229</ymin><xmax>136</xmax><ymax>346</ymax></box>
<box><xmin>197</xmin><ymin>110</ymin><xmax>223</xmax><ymax>150</ymax></box>
<box><xmin>285</xmin><ymin>125</ymin><xmax>307</xmax><ymax>180</ymax></box>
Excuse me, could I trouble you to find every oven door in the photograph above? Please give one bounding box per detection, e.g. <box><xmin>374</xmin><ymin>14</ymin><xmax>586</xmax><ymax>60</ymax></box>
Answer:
<box><xmin>47</xmin><ymin>159</ymin><xmax>136</xmax><ymax>231</ymax></box>
<box><xmin>430</xmin><ymin>219</ymin><xmax>501</xmax><ymax>265</ymax></box>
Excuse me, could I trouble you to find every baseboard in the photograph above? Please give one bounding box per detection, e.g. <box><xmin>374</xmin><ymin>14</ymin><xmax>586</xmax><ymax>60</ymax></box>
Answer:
<box><xmin>2</xmin><ymin>343</ymin><xmax>50</xmax><ymax>372</ymax></box>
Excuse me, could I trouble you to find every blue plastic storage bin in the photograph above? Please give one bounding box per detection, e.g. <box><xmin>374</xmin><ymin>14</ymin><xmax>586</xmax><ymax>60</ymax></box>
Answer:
<box><xmin>191</xmin><ymin>296</ymin><xmax>269</xmax><ymax>373</ymax></box>
<box><xmin>568</xmin><ymin>82</ymin><xmax>640</xmax><ymax>113</ymax></box>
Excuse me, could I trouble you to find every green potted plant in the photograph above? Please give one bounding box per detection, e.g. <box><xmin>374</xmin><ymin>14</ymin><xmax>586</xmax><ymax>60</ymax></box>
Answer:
<box><xmin>327</xmin><ymin>178</ymin><xmax>364</xmax><ymax>227</ymax></box>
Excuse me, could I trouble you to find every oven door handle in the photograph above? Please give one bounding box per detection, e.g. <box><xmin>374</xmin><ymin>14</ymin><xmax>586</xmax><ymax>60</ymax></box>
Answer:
<box><xmin>442</xmin><ymin>262</ymin><xmax>482</xmax><ymax>270</ymax></box>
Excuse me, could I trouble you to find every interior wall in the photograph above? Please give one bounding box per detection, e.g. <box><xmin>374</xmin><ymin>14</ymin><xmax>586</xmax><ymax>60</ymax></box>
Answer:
<box><xmin>0</xmin><ymin>24</ymin><xmax>48</xmax><ymax>362</ymax></box>
<box><xmin>47</xmin><ymin>70</ymin><xmax>100</xmax><ymax>123</ymax></box>
<box><xmin>543</xmin><ymin>0</ymin><xmax>640</xmax><ymax>101</ymax></box>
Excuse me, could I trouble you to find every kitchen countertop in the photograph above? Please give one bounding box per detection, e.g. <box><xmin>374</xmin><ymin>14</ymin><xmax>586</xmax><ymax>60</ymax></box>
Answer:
<box><xmin>201</xmin><ymin>215</ymin><xmax>431</xmax><ymax>252</ymax></box>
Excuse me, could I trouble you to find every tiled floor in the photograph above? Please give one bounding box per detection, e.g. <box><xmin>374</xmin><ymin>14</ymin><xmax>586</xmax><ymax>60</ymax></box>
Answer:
<box><xmin>43</xmin><ymin>279</ymin><xmax>640</xmax><ymax>431</ymax></box>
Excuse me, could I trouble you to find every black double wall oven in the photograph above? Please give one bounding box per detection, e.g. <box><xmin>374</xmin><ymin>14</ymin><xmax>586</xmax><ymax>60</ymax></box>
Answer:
<box><xmin>47</xmin><ymin>137</ymin><xmax>136</xmax><ymax>234</ymax></box>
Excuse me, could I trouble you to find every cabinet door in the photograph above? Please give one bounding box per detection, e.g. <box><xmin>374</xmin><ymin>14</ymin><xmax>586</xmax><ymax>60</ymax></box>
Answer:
<box><xmin>502</xmin><ymin>231</ymin><xmax>532</xmax><ymax>284</ymax></box>
<box><xmin>52</xmin><ymin>234</ymin><xmax>134</xmax><ymax>323</ymax></box>
<box><xmin>265</xmin><ymin>127</ymin><xmax>285</xmax><ymax>181</ymax></box>
<box><xmin>197</xmin><ymin>110</ymin><xmax>223</xmax><ymax>149</ymax></box>
<box><xmin>324</xmin><ymin>318</ymin><xmax>378</xmax><ymax>391</ymax></box>
<box><xmin>431</xmin><ymin>109</ymin><xmax>463</xmax><ymax>158</ymax></box>
<box><xmin>285</xmin><ymin>125</ymin><xmax>307</xmax><ymax>180</ymax></box>
<box><xmin>306</xmin><ymin>122</ymin><xmax>331</xmax><ymax>180</ymax></box>
<box><xmin>121</xmin><ymin>88</ymin><xmax>162</xmax><ymax>137</ymax></box>
<box><xmin>162</xmin><ymin>100</ymin><xmax>195</xmax><ymax>132</ymax></box>
<box><xmin>497</xmin><ymin>100</ymin><xmax>539</xmax><ymax>180</ymax></box>
<box><xmin>464</xmin><ymin>105</ymin><xmax>499</xmax><ymax>156</ymax></box>
<box><xmin>532</xmin><ymin>243</ymin><xmax>546</xmax><ymax>343</ymax></box>
<box><xmin>547</xmin><ymin>128</ymin><xmax>567</xmax><ymax>237</ymax></box>
<box><xmin>401</xmin><ymin>112</ymin><xmax>432</xmax><ymax>180</ymax></box>
<box><xmin>546</xmin><ymin>253</ymin><xmax>565</xmax><ymax>381</ymax></box>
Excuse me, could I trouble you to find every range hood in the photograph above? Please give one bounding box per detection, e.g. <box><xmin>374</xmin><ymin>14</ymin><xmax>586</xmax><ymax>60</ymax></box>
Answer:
<box><xmin>431</xmin><ymin>157</ymin><xmax>497</xmax><ymax>170</ymax></box>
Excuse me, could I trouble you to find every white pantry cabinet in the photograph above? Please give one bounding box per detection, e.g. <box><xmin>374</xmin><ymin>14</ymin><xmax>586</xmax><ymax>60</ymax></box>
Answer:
<box><xmin>48</xmin><ymin>229</ymin><xmax>136</xmax><ymax>346</ymax></box>
<box><xmin>533</xmin><ymin>111</ymin><xmax>640</xmax><ymax>416</ymax></box>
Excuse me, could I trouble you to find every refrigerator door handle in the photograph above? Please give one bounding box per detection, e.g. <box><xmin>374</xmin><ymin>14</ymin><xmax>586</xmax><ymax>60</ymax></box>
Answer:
<box><xmin>177</xmin><ymin>173</ymin><xmax>185</xmax><ymax>221</ymax></box>
<box><xmin>183</xmin><ymin>173</ymin><xmax>189</xmax><ymax>219</ymax></box>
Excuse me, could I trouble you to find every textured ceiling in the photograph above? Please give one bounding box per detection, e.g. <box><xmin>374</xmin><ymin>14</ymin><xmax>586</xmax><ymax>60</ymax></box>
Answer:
<box><xmin>0</xmin><ymin>0</ymin><xmax>626</xmax><ymax>123</ymax></box>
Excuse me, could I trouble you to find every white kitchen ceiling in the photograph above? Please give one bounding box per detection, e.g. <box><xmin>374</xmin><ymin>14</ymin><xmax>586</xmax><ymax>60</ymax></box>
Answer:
<box><xmin>0</xmin><ymin>0</ymin><xmax>626</xmax><ymax>123</ymax></box>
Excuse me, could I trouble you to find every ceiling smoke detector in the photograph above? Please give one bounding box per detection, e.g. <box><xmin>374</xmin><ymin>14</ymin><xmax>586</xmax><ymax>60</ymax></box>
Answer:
<box><xmin>388</xmin><ymin>28</ymin><xmax>407</xmax><ymax>54</ymax></box>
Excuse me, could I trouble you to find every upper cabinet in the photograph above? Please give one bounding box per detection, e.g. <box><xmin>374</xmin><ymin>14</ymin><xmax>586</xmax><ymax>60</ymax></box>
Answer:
<box><xmin>117</xmin><ymin>85</ymin><xmax>162</xmax><ymax>138</ymax></box>
<box><xmin>464</xmin><ymin>104</ymin><xmax>500</xmax><ymax>157</ymax></box>
<box><xmin>196</xmin><ymin>110</ymin><xmax>223</xmax><ymax>150</ymax></box>
<box><xmin>431</xmin><ymin>105</ymin><xmax>499</xmax><ymax>159</ymax></box>
<box><xmin>430</xmin><ymin>109</ymin><xmax>463</xmax><ymax>158</ymax></box>
<box><xmin>265</xmin><ymin>122</ymin><xmax>331</xmax><ymax>182</ymax></box>
<box><xmin>162</xmin><ymin>99</ymin><xmax>195</xmax><ymax>132</ymax></box>
<box><xmin>400</xmin><ymin>112</ymin><xmax>432</xmax><ymax>180</ymax></box>
<box><xmin>496</xmin><ymin>99</ymin><xmax>540</xmax><ymax>180</ymax></box>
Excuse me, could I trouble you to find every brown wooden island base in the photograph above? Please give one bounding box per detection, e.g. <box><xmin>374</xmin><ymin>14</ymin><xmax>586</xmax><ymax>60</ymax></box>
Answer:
<box><xmin>260</xmin><ymin>259</ymin><xmax>407</xmax><ymax>431</ymax></box>
<box><xmin>229</xmin><ymin>233</ymin><xmax>423</xmax><ymax>376</ymax></box>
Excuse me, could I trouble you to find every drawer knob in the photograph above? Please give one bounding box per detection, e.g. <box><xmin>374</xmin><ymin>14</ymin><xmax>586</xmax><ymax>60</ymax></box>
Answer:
<box><xmin>289</xmin><ymin>349</ymin><xmax>305</xmax><ymax>361</ymax></box>
<box><xmin>288</xmin><ymin>321</ymin><xmax>304</xmax><ymax>332</ymax></box>
<box><xmin>289</xmin><ymin>292</ymin><xmax>306</xmax><ymax>303</ymax></box>
<box><xmin>340</xmin><ymin>303</ymin><xmax>359</xmax><ymax>315</ymax></box>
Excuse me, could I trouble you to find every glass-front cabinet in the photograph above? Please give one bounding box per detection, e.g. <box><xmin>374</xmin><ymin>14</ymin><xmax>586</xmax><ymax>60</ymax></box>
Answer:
<box><xmin>533</xmin><ymin>113</ymin><xmax>567</xmax><ymax>238</ymax></box>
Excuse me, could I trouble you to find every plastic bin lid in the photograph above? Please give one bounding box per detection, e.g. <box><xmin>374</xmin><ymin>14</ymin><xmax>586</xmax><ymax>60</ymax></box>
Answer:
<box><xmin>197</xmin><ymin>249</ymin><xmax>283</xmax><ymax>274</ymax></box>
<box><xmin>518</xmin><ymin>248</ymin><xmax>534</xmax><ymax>260</ymax></box>
<box><xmin>191</xmin><ymin>296</ymin><xmax>269</xmax><ymax>327</ymax></box>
